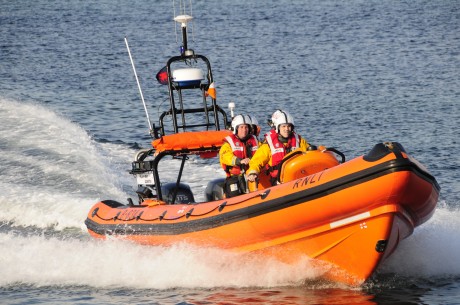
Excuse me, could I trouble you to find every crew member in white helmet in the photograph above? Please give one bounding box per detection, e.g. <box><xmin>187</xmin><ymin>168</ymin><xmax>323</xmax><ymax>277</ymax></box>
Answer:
<box><xmin>246</xmin><ymin>109</ymin><xmax>310</xmax><ymax>186</ymax></box>
<box><xmin>219</xmin><ymin>114</ymin><xmax>259</xmax><ymax>197</ymax></box>
<box><xmin>247</xmin><ymin>114</ymin><xmax>261</xmax><ymax>139</ymax></box>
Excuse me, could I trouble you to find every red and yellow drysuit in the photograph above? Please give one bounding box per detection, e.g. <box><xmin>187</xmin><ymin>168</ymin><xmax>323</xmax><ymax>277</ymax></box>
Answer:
<box><xmin>219</xmin><ymin>134</ymin><xmax>259</xmax><ymax>177</ymax></box>
<box><xmin>246</xmin><ymin>129</ymin><xmax>310</xmax><ymax>184</ymax></box>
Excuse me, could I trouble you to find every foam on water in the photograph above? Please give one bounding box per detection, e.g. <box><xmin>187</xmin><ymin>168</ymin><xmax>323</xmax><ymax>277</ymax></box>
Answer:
<box><xmin>0</xmin><ymin>232</ymin><xmax>322</xmax><ymax>289</ymax></box>
<box><xmin>0</xmin><ymin>98</ymin><xmax>132</xmax><ymax>229</ymax></box>
<box><xmin>382</xmin><ymin>202</ymin><xmax>460</xmax><ymax>277</ymax></box>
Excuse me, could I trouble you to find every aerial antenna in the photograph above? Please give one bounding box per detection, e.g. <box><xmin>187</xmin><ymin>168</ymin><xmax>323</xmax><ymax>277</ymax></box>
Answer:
<box><xmin>173</xmin><ymin>0</ymin><xmax>194</xmax><ymax>56</ymax></box>
<box><xmin>189</xmin><ymin>0</ymin><xmax>195</xmax><ymax>42</ymax></box>
<box><xmin>124</xmin><ymin>37</ymin><xmax>153</xmax><ymax>136</ymax></box>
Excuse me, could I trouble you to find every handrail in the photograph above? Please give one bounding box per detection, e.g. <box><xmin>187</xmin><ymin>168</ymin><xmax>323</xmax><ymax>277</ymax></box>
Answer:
<box><xmin>153</xmin><ymin>53</ymin><xmax>228</xmax><ymax>138</ymax></box>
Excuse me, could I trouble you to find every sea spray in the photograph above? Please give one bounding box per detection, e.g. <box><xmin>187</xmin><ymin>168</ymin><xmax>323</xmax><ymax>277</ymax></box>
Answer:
<box><xmin>0</xmin><ymin>233</ymin><xmax>324</xmax><ymax>289</ymax></box>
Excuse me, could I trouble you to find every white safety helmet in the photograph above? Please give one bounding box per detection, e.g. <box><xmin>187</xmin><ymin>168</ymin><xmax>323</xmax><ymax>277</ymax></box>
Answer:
<box><xmin>231</xmin><ymin>114</ymin><xmax>251</xmax><ymax>135</ymax></box>
<box><xmin>247</xmin><ymin>114</ymin><xmax>260</xmax><ymax>136</ymax></box>
<box><xmin>271</xmin><ymin>109</ymin><xmax>294</xmax><ymax>133</ymax></box>
<box><xmin>248</xmin><ymin>115</ymin><xmax>258</xmax><ymax>126</ymax></box>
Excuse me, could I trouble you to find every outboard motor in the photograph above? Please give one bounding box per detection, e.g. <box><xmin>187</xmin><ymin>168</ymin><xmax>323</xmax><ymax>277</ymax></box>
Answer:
<box><xmin>161</xmin><ymin>182</ymin><xmax>195</xmax><ymax>204</ymax></box>
<box><xmin>205</xmin><ymin>178</ymin><xmax>225</xmax><ymax>201</ymax></box>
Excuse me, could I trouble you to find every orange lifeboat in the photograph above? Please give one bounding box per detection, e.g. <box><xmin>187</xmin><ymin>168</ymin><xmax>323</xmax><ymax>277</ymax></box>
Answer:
<box><xmin>87</xmin><ymin>14</ymin><xmax>439</xmax><ymax>285</ymax></box>
<box><xmin>85</xmin><ymin>137</ymin><xmax>439</xmax><ymax>286</ymax></box>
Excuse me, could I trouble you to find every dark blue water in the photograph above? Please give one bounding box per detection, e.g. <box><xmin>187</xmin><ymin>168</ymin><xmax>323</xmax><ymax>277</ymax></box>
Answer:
<box><xmin>1</xmin><ymin>0</ymin><xmax>459</xmax><ymax>304</ymax></box>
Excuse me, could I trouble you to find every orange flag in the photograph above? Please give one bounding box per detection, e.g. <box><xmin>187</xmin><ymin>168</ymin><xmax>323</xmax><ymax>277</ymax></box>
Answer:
<box><xmin>206</xmin><ymin>82</ymin><xmax>216</xmax><ymax>99</ymax></box>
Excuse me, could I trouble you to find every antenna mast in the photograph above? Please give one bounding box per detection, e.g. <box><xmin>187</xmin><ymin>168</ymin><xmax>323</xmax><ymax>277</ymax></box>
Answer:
<box><xmin>124</xmin><ymin>37</ymin><xmax>153</xmax><ymax>135</ymax></box>
<box><xmin>174</xmin><ymin>15</ymin><xmax>193</xmax><ymax>56</ymax></box>
<box><xmin>173</xmin><ymin>0</ymin><xmax>194</xmax><ymax>56</ymax></box>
